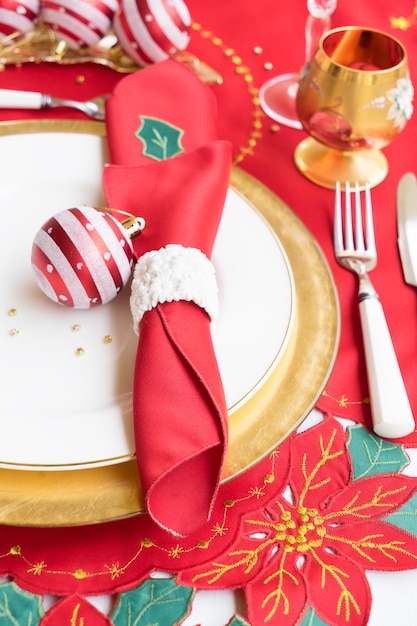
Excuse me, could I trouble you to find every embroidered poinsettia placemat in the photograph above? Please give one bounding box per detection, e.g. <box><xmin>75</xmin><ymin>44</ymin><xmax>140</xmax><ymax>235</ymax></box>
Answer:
<box><xmin>0</xmin><ymin>415</ymin><xmax>416</xmax><ymax>624</ymax></box>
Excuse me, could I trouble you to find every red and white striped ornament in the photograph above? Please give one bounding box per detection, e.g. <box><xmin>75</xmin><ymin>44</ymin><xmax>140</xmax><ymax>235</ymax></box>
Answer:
<box><xmin>0</xmin><ymin>0</ymin><xmax>40</xmax><ymax>40</ymax></box>
<box><xmin>31</xmin><ymin>206</ymin><xmax>141</xmax><ymax>309</ymax></box>
<box><xmin>113</xmin><ymin>0</ymin><xmax>191</xmax><ymax>66</ymax></box>
<box><xmin>40</xmin><ymin>0</ymin><xmax>119</xmax><ymax>50</ymax></box>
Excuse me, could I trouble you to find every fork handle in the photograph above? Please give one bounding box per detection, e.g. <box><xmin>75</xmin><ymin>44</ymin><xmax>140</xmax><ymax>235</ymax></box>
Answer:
<box><xmin>359</xmin><ymin>295</ymin><xmax>415</xmax><ymax>438</ymax></box>
<box><xmin>0</xmin><ymin>88</ymin><xmax>44</xmax><ymax>110</ymax></box>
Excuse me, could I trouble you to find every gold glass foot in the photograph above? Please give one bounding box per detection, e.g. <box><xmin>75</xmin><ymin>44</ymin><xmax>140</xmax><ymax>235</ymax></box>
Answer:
<box><xmin>294</xmin><ymin>137</ymin><xmax>388</xmax><ymax>190</ymax></box>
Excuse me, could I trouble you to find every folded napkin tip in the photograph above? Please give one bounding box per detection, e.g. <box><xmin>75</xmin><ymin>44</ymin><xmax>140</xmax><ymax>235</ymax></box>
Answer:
<box><xmin>145</xmin><ymin>436</ymin><xmax>226</xmax><ymax>537</ymax></box>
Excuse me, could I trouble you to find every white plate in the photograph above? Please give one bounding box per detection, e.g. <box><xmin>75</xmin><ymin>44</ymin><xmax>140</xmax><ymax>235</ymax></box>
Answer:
<box><xmin>0</xmin><ymin>125</ymin><xmax>294</xmax><ymax>470</ymax></box>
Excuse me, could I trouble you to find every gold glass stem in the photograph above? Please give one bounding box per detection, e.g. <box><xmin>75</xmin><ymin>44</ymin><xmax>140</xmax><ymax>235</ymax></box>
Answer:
<box><xmin>294</xmin><ymin>137</ymin><xmax>388</xmax><ymax>190</ymax></box>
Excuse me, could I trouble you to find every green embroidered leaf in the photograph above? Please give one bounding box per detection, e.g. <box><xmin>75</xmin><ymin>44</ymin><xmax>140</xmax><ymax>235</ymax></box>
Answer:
<box><xmin>299</xmin><ymin>606</ymin><xmax>331</xmax><ymax>625</ymax></box>
<box><xmin>347</xmin><ymin>424</ymin><xmax>409</xmax><ymax>480</ymax></box>
<box><xmin>227</xmin><ymin>615</ymin><xmax>250</xmax><ymax>626</ymax></box>
<box><xmin>136</xmin><ymin>116</ymin><xmax>185</xmax><ymax>161</ymax></box>
<box><xmin>0</xmin><ymin>581</ymin><xmax>43</xmax><ymax>625</ymax></box>
<box><xmin>111</xmin><ymin>577</ymin><xmax>194</xmax><ymax>626</ymax></box>
<box><xmin>384</xmin><ymin>490</ymin><xmax>417</xmax><ymax>536</ymax></box>
<box><xmin>227</xmin><ymin>616</ymin><xmax>251</xmax><ymax>626</ymax></box>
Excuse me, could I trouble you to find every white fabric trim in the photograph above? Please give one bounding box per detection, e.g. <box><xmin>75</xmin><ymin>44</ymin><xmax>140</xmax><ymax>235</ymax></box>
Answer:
<box><xmin>130</xmin><ymin>244</ymin><xmax>219</xmax><ymax>334</ymax></box>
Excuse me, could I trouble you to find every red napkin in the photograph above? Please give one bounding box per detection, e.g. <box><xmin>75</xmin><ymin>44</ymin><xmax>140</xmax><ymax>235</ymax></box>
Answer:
<box><xmin>103</xmin><ymin>60</ymin><xmax>232</xmax><ymax>536</ymax></box>
<box><xmin>105</xmin><ymin>58</ymin><xmax>219</xmax><ymax>164</ymax></box>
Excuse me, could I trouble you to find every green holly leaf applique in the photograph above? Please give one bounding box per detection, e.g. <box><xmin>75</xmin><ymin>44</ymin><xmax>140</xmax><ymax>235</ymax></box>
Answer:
<box><xmin>111</xmin><ymin>577</ymin><xmax>194</xmax><ymax>625</ymax></box>
<box><xmin>299</xmin><ymin>606</ymin><xmax>332</xmax><ymax>625</ymax></box>
<box><xmin>384</xmin><ymin>490</ymin><xmax>417</xmax><ymax>536</ymax></box>
<box><xmin>0</xmin><ymin>581</ymin><xmax>43</xmax><ymax>625</ymax></box>
<box><xmin>227</xmin><ymin>615</ymin><xmax>252</xmax><ymax>626</ymax></box>
<box><xmin>136</xmin><ymin>116</ymin><xmax>185</xmax><ymax>161</ymax></box>
<box><xmin>347</xmin><ymin>423</ymin><xmax>410</xmax><ymax>480</ymax></box>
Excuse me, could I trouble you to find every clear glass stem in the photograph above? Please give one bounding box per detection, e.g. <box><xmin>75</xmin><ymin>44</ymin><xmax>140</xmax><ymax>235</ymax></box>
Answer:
<box><xmin>258</xmin><ymin>8</ymin><xmax>334</xmax><ymax>128</ymax></box>
<box><xmin>304</xmin><ymin>14</ymin><xmax>331</xmax><ymax>62</ymax></box>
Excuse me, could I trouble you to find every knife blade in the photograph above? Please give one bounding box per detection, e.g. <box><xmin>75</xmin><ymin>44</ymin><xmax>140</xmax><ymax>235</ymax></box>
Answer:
<box><xmin>397</xmin><ymin>172</ymin><xmax>417</xmax><ymax>286</ymax></box>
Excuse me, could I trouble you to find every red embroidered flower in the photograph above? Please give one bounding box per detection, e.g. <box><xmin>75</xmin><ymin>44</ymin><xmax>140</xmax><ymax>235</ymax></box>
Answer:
<box><xmin>178</xmin><ymin>417</ymin><xmax>417</xmax><ymax>626</ymax></box>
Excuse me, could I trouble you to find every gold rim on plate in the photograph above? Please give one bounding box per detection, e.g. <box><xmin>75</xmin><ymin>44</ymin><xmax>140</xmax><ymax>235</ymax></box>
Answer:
<box><xmin>0</xmin><ymin>119</ymin><xmax>340</xmax><ymax>526</ymax></box>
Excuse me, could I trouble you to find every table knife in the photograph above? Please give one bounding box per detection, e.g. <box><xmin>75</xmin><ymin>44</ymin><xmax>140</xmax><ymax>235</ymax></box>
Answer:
<box><xmin>397</xmin><ymin>172</ymin><xmax>417</xmax><ymax>286</ymax></box>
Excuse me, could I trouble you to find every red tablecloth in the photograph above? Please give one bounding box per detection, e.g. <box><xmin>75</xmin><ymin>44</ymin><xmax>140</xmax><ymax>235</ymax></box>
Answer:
<box><xmin>1</xmin><ymin>1</ymin><xmax>417</xmax><ymax>624</ymax></box>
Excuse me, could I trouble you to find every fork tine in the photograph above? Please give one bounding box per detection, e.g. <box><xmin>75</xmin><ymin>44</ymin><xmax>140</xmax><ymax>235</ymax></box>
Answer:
<box><xmin>364</xmin><ymin>183</ymin><xmax>376</xmax><ymax>255</ymax></box>
<box><xmin>344</xmin><ymin>181</ymin><xmax>354</xmax><ymax>250</ymax></box>
<box><xmin>334</xmin><ymin>181</ymin><xmax>343</xmax><ymax>252</ymax></box>
<box><xmin>353</xmin><ymin>182</ymin><xmax>365</xmax><ymax>251</ymax></box>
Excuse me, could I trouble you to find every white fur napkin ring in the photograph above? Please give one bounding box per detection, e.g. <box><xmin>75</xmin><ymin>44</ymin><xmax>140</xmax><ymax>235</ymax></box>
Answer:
<box><xmin>130</xmin><ymin>244</ymin><xmax>219</xmax><ymax>334</ymax></box>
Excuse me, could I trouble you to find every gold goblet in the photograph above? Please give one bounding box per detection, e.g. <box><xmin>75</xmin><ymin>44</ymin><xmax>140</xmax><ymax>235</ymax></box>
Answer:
<box><xmin>294</xmin><ymin>26</ymin><xmax>414</xmax><ymax>189</ymax></box>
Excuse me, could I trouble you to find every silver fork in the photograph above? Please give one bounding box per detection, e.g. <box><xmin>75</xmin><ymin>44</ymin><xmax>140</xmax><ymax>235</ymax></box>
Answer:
<box><xmin>0</xmin><ymin>88</ymin><xmax>107</xmax><ymax>121</ymax></box>
<box><xmin>334</xmin><ymin>181</ymin><xmax>415</xmax><ymax>438</ymax></box>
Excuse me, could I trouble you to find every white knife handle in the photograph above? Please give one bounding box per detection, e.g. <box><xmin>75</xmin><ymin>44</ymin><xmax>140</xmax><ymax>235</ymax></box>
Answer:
<box><xmin>359</xmin><ymin>295</ymin><xmax>415</xmax><ymax>438</ymax></box>
<box><xmin>0</xmin><ymin>89</ymin><xmax>44</xmax><ymax>110</ymax></box>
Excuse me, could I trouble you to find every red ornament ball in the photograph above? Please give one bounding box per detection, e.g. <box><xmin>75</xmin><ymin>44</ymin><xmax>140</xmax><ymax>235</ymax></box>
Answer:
<box><xmin>31</xmin><ymin>206</ymin><xmax>135</xmax><ymax>309</ymax></box>
<box><xmin>40</xmin><ymin>0</ymin><xmax>119</xmax><ymax>50</ymax></box>
<box><xmin>113</xmin><ymin>0</ymin><xmax>191</xmax><ymax>66</ymax></box>
<box><xmin>0</xmin><ymin>0</ymin><xmax>40</xmax><ymax>40</ymax></box>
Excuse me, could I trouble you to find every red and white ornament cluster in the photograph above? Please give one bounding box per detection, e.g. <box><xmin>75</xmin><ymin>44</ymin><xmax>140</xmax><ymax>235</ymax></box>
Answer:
<box><xmin>0</xmin><ymin>0</ymin><xmax>191</xmax><ymax>63</ymax></box>
<box><xmin>0</xmin><ymin>0</ymin><xmax>40</xmax><ymax>39</ymax></box>
<box><xmin>31</xmin><ymin>206</ymin><xmax>135</xmax><ymax>309</ymax></box>
<box><xmin>113</xmin><ymin>0</ymin><xmax>191</xmax><ymax>66</ymax></box>
<box><xmin>41</xmin><ymin>0</ymin><xmax>119</xmax><ymax>50</ymax></box>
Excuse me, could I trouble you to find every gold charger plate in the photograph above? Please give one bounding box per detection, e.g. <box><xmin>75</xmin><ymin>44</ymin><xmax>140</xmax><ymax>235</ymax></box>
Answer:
<box><xmin>0</xmin><ymin>119</ymin><xmax>340</xmax><ymax>526</ymax></box>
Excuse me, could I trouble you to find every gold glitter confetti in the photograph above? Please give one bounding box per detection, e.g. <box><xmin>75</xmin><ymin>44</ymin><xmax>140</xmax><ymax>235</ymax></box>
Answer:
<box><xmin>271</xmin><ymin>124</ymin><xmax>280</xmax><ymax>132</ymax></box>
<box><xmin>264</xmin><ymin>62</ymin><xmax>273</xmax><ymax>70</ymax></box>
<box><xmin>75</xmin><ymin>75</ymin><xmax>85</xmax><ymax>84</ymax></box>
<box><xmin>103</xmin><ymin>335</ymin><xmax>113</xmax><ymax>344</ymax></box>
<box><xmin>55</xmin><ymin>40</ymin><xmax>66</xmax><ymax>56</ymax></box>
<box><xmin>9</xmin><ymin>329</ymin><xmax>20</xmax><ymax>336</ymax></box>
<box><xmin>390</xmin><ymin>15</ymin><xmax>414</xmax><ymax>30</ymax></box>
<box><xmin>72</xmin><ymin>324</ymin><xmax>81</xmax><ymax>332</ymax></box>
<box><xmin>75</xmin><ymin>347</ymin><xmax>85</xmax><ymax>356</ymax></box>
<box><xmin>193</xmin><ymin>21</ymin><xmax>265</xmax><ymax>165</ymax></box>
<box><xmin>8</xmin><ymin>308</ymin><xmax>17</xmax><ymax>316</ymax></box>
